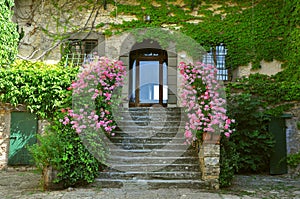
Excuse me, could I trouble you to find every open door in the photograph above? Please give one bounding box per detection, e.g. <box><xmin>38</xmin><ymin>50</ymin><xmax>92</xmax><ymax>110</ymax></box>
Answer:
<box><xmin>129</xmin><ymin>48</ymin><xmax>168</xmax><ymax>107</ymax></box>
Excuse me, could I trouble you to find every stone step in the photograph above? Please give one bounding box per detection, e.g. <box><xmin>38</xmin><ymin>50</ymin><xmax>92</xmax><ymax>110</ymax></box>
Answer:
<box><xmin>93</xmin><ymin>178</ymin><xmax>206</xmax><ymax>189</ymax></box>
<box><xmin>113</xmin><ymin>127</ymin><xmax>184</xmax><ymax>134</ymax></box>
<box><xmin>109</xmin><ymin>137</ymin><xmax>185</xmax><ymax>144</ymax></box>
<box><xmin>107</xmin><ymin>142</ymin><xmax>189</xmax><ymax>150</ymax></box>
<box><xmin>109</xmin><ymin>148</ymin><xmax>198</xmax><ymax>156</ymax></box>
<box><xmin>107</xmin><ymin>156</ymin><xmax>198</xmax><ymax>165</ymax></box>
<box><xmin>99</xmin><ymin>171</ymin><xmax>201</xmax><ymax>180</ymax></box>
<box><xmin>116</xmin><ymin>107</ymin><xmax>184</xmax><ymax>113</ymax></box>
<box><xmin>115</xmin><ymin>123</ymin><xmax>184</xmax><ymax>127</ymax></box>
<box><xmin>104</xmin><ymin>163</ymin><xmax>199</xmax><ymax>172</ymax></box>
<box><xmin>114</xmin><ymin>112</ymin><xmax>184</xmax><ymax>118</ymax></box>
<box><xmin>96</xmin><ymin>107</ymin><xmax>204</xmax><ymax>189</ymax></box>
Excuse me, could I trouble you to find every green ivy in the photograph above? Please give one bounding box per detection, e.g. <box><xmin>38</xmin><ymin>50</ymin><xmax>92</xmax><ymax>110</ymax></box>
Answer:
<box><xmin>219</xmin><ymin>135</ymin><xmax>239</xmax><ymax>187</ymax></box>
<box><xmin>28</xmin><ymin>114</ymin><xmax>103</xmax><ymax>188</ymax></box>
<box><xmin>99</xmin><ymin>0</ymin><xmax>292</xmax><ymax>70</ymax></box>
<box><xmin>227</xmin><ymin>68</ymin><xmax>300</xmax><ymax>116</ymax></box>
<box><xmin>0</xmin><ymin>0</ymin><xmax>19</xmax><ymax>67</ymax></box>
<box><xmin>0</xmin><ymin>60</ymin><xmax>78</xmax><ymax>118</ymax></box>
<box><xmin>226</xmin><ymin>93</ymin><xmax>275</xmax><ymax>173</ymax></box>
<box><xmin>287</xmin><ymin>151</ymin><xmax>300</xmax><ymax>168</ymax></box>
<box><xmin>37</xmin><ymin>0</ymin><xmax>299</xmax><ymax>74</ymax></box>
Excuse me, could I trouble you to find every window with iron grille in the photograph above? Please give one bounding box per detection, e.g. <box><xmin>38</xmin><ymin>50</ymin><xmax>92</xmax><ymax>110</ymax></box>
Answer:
<box><xmin>202</xmin><ymin>44</ymin><xmax>230</xmax><ymax>81</ymax></box>
<box><xmin>64</xmin><ymin>39</ymin><xmax>98</xmax><ymax>67</ymax></box>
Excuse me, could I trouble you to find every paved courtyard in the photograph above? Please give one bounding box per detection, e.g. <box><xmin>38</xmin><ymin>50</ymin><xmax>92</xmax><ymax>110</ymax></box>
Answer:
<box><xmin>0</xmin><ymin>170</ymin><xmax>299</xmax><ymax>199</ymax></box>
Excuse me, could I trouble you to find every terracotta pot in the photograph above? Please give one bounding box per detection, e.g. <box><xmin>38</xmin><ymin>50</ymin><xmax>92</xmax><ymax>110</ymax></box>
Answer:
<box><xmin>202</xmin><ymin>132</ymin><xmax>220</xmax><ymax>144</ymax></box>
<box><xmin>43</xmin><ymin>166</ymin><xmax>64</xmax><ymax>190</ymax></box>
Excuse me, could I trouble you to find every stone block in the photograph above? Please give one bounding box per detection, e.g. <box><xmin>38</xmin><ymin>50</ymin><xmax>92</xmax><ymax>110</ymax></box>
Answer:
<box><xmin>168</xmin><ymin>57</ymin><xmax>177</xmax><ymax>67</ymax></box>
<box><xmin>202</xmin><ymin>144</ymin><xmax>220</xmax><ymax>156</ymax></box>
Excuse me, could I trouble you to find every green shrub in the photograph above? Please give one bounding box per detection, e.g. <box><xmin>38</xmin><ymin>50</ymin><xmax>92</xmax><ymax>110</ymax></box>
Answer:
<box><xmin>0</xmin><ymin>60</ymin><xmax>78</xmax><ymax>118</ymax></box>
<box><xmin>227</xmin><ymin>93</ymin><xmax>275</xmax><ymax>173</ymax></box>
<box><xmin>219</xmin><ymin>135</ymin><xmax>239</xmax><ymax>187</ymax></box>
<box><xmin>287</xmin><ymin>151</ymin><xmax>300</xmax><ymax>168</ymax></box>
<box><xmin>29</xmin><ymin>114</ymin><xmax>105</xmax><ymax>188</ymax></box>
<box><xmin>0</xmin><ymin>0</ymin><xmax>19</xmax><ymax>67</ymax></box>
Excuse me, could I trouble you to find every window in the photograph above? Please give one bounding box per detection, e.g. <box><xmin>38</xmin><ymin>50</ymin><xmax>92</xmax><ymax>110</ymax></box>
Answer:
<box><xmin>202</xmin><ymin>44</ymin><xmax>230</xmax><ymax>81</ymax></box>
<box><xmin>64</xmin><ymin>39</ymin><xmax>98</xmax><ymax>67</ymax></box>
<box><xmin>129</xmin><ymin>48</ymin><xmax>168</xmax><ymax>107</ymax></box>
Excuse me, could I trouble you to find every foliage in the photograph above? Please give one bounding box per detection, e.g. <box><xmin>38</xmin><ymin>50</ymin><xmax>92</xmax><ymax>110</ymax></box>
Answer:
<box><xmin>226</xmin><ymin>93</ymin><xmax>275</xmax><ymax>173</ymax></box>
<box><xmin>179</xmin><ymin>61</ymin><xmax>235</xmax><ymax>142</ymax></box>
<box><xmin>28</xmin><ymin>130</ymin><xmax>64</xmax><ymax>171</ymax></box>
<box><xmin>28</xmin><ymin>56</ymin><xmax>127</xmax><ymax>187</ymax></box>
<box><xmin>0</xmin><ymin>60</ymin><xmax>78</xmax><ymax>118</ymax></box>
<box><xmin>219</xmin><ymin>135</ymin><xmax>239</xmax><ymax>187</ymax></box>
<box><xmin>226</xmin><ymin>67</ymin><xmax>300</xmax><ymax>117</ymax></box>
<box><xmin>287</xmin><ymin>151</ymin><xmax>300</xmax><ymax>168</ymax></box>
<box><xmin>29</xmin><ymin>113</ymin><xmax>102</xmax><ymax>188</ymax></box>
<box><xmin>100</xmin><ymin>0</ymin><xmax>293</xmax><ymax>70</ymax></box>
<box><xmin>0</xmin><ymin>0</ymin><xmax>19</xmax><ymax>67</ymax></box>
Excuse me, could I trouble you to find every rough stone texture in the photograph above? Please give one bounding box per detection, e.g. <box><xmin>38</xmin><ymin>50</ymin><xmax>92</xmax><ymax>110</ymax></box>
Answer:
<box><xmin>198</xmin><ymin>143</ymin><xmax>220</xmax><ymax>189</ymax></box>
<box><xmin>233</xmin><ymin>60</ymin><xmax>283</xmax><ymax>79</ymax></box>
<box><xmin>3</xmin><ymin>170</ymin><xmax>299</xmax><ymax>198</ymax></box>
<box><xmin>38</xmin><ymin>120</ymin><xmax>50</xmax><ymax>135</ymax></box>
<box><xmin>0</xmin><ymin>110</ymin><xmax>10</xmax><ymax>170</ymax></box>
<box><xmin>285</xmin><ymin>103</ymin><xmax>300</xmax><ymax>177</ymax></box>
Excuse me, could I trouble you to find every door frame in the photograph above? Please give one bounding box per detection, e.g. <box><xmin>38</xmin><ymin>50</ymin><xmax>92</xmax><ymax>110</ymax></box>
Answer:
<box><xmin>129</xmin><ymin>48</ymin><xmax>168</xmax><ymax>107</ymax></box>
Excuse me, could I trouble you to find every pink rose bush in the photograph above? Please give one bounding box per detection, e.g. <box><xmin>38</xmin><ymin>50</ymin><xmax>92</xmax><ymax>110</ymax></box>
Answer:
<box><xmin>61</xmin><ymin>56</ymin><xmax>126</xmax><ymax>134</ymax></box>
<box><xmin>179</xmin><ymin>62</ymin><xmax>235</xmax><ymax>143</ymax></box>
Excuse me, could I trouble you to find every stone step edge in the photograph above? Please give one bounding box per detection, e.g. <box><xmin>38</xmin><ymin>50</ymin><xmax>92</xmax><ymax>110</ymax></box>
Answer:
<box><xmin>107</xmin><ymin>156</ymin><xmax>198</xmax><ymax>160</ymax></box>
<box><xmin>94</xmin><ymin>178</ymin><xmax>205</xmax><ymax>184</ymax></box>
<box><xmin>106</xmin><ymin>163</ymin><xmax>199</xmax><ymax>167</ymax></box>
<box><xmin>109</xmin><ymin>149</ymin><xmax>196</xmax><ymax>152</ymax></box>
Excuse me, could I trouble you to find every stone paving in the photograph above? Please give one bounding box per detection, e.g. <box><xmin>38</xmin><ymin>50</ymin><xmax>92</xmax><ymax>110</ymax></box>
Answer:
<box><xmin>0</xmin><ymin>170</ymin><xmax>299</xmax><ymax>199</ymax></box>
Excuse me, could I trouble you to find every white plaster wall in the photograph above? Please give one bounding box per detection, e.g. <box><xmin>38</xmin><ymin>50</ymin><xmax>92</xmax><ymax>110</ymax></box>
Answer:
<box><xmin>235</xmin><ymin>60</ymin><xmax>283</xmax><ymax>78</ymax></box>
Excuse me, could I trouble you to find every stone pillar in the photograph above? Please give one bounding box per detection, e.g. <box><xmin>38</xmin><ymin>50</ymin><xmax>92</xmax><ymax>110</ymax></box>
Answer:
<box><xmin>198</xmin><ymin>140</ymin><xmax>220</xmax><ymax>189</ymax></box>
<box><xmin>0</xmin><ymin>110</ymin><xmax>10</xmax><ymax>170</ymax></box>
<box><xmin>38</xmin><ymin>119</ymin><xmax>50</xmax><ymax>135</ymax></box>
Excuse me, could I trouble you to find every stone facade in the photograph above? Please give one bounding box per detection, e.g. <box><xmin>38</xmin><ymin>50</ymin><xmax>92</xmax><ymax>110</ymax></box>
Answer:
<box><xmin>10</xmin><ymin>0</ymin><xmax>299</xmax><ymax>185</ymax></box>
<box><xmin>285</xmin><ymin>103</ymin><xmax>300</xmax><ymax>176</ymax></box>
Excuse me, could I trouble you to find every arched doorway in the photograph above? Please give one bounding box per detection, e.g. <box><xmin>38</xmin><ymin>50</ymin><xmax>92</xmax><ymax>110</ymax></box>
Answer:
<box><xmin>129</xmin><ymin>48</ymin><xmax>168</xmax><ymax>107</ymax></box>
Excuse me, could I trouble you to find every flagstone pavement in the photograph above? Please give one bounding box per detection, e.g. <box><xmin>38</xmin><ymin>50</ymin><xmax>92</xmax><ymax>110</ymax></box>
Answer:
<box><xmin>0</xmin><ymin>170</ymin><xmax>299</xmax><ymax>199</ymax></box>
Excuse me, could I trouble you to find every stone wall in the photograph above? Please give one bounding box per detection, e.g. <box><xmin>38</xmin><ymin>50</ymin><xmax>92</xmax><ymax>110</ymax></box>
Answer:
<box><xmin>285</xmin><ymin>103</ymin><xmax>300</xmax><ymax>176</ymax></box>
<box><xmin>198</xmin><ymin>142</ymin><xmax>220</xmax><ymax>189</ymax></box>
<box><xmin>232</xmin><ymin>60</ymin><xmax>283</xmax><ymax>80</ymax></box>
<box><xmin>0</xmin><ymin>110</ymin><xmax>10</xmax><ymax>170</ymax></box>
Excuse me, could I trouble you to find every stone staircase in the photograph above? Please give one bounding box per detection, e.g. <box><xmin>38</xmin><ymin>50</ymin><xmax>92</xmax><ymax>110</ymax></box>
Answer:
<box><xmin>94</xmin><ymin>107</ymin><xmax>205</xmax><ymax>189</ymax></box>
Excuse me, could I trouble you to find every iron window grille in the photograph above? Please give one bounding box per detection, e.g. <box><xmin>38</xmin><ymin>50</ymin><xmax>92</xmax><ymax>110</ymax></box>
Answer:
<box><xmin>202</xmin><ymin>44</ymin><xmax>231</xmax><ymax>81</ymax></box>
<box><xmin>64</xmin><ymin>39</ymin><xmax>98</xmax><ymax>67</ymax></box>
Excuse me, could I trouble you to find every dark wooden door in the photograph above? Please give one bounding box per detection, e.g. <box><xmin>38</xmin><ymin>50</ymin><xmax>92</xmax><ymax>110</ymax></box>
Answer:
<box><xmin>269</xmin><ymin>117</ymin><xmax>287</xmax><ymax>175</ymax></box>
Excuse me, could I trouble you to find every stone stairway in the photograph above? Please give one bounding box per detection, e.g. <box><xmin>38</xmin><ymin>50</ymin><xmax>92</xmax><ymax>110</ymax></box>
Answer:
<box><xmin>95</xmin><ymin>107</ymin><xmax>205</xmax><ymax>189</ymax></box>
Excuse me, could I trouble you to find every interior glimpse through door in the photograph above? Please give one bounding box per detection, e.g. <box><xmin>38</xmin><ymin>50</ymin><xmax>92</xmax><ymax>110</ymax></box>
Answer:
<box><xmin>129</xmin><ymin>49</ymin><xmax>168</xmax><ymax>107</ymax></box>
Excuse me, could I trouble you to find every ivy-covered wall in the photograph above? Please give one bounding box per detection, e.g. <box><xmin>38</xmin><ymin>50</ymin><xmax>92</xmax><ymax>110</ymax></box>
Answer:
<box><xmin>14</xmin><ymin>0</ymin><xmax>297</xmax><ymax>72</ymax></box>
<box><xmin>6</xmin><ymin>0</ymin><xmax>300</xmax><ymax>177</ymax></box>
